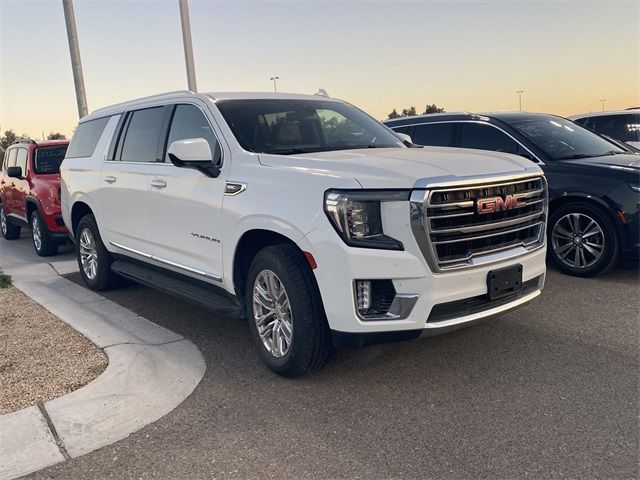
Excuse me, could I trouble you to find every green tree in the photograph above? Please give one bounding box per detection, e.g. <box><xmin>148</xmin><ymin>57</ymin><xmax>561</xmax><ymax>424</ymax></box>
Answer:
<box><xmin>401</xmin><ymin>106</ymin><xmax>417</xmax><ymax>117</ymax></box>
<box><xmin>423</xmin><ymin>104</ymin><xmax>445</xmax><ymax>114</ymax></box>
<box><xmin>47</xmin><ymin>132</ymin><xmax>66</xmax><ymax>140</ymax></box>
<box><xmin>0</xmin><ymin>130</ymin><xmax>18</xmax><ymax>154</ymax></box>
<box><xmin>387</xmin><ymin>109</ymin><xmax>400</xmax><ymax>119</ymax></box>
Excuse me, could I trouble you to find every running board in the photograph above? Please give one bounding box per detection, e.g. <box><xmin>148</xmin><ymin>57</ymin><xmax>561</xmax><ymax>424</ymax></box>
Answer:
<box><xmin>111</xmin><ymin>260</ymin><xmax>245</xmax><ymax>318</ymax></box>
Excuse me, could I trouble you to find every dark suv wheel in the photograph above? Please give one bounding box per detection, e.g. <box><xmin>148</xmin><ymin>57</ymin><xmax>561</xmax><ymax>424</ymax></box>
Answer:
<box><xmin>245</xmin><ymin>244</ymin><xmax>333</xmax><ymax>377</ymax></box>
<box><xmin>75</xmin><ymin>214</ymin><xmax>121</xmax><ymax>290</ymax></box>
<box><xmin>31</xmin><ymin>210</ymin><xmax>58</xmax><ymax>256</ymax></box>
<box><xmin>0</xmin><ymin>202</ymin><xmax>21</xmax><ymax>240</ymax></box>
<box><xmin>548</xmin><ymin>202</ymin><xmax>619</xmax><ymax>277</ymax></box>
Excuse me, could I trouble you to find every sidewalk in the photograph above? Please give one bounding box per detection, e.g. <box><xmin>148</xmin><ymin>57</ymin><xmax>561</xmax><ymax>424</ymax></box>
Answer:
<box><xmin>0</xmin><ymin>238</ymin><xmax>206</xmax><ymax>480</ymax></box>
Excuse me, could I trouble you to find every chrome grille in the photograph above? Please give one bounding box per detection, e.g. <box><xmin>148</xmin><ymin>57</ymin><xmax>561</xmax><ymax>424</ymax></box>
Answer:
<box><xmin>410</xmin><ymin>176</ymin><xmax>547</xmax><ymax>271</ymax></box>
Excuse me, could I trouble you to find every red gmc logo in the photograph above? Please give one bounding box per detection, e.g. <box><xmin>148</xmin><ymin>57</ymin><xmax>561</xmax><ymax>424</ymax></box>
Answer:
<box><xmin>477</xmin><ymin>193</ymin><xmax>527</xmax><ymax>214</ymax></box>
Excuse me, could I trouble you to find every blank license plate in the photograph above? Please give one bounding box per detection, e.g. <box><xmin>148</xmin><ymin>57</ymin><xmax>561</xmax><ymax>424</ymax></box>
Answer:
<box><xmin>487</xmin><ymin>265</ymin><xmax>523</xmax><ymax>300</ymax></box>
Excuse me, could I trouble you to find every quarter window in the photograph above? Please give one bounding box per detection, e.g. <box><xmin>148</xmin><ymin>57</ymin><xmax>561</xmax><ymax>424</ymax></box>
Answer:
<box><xmin>165</xmin><ymin>105</ymin><xmax>221</xmax><ymax>164</ymax></box>
<box><xmin>457</xmin><ymin>123</ymin><xmax>519</xmax><ymax>154</ymax></box>
<box><xmin>66</xmin><ymin>117</ymin><xmax>110</xmax><ymax>158</ymax></box>
<box><xmin>412</xmin><ymin>123</ymin><xmax>454</xmax><ymax>147</ymax></box>
<box><xmin>16</xmin><ymin>148</ymin><xmax>28</xmax><ymax>174</ymax></box>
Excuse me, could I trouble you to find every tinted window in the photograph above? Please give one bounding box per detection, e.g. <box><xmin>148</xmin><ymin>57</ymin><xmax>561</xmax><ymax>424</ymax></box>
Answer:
<box><xmin>412</xmin><ymin>123</ymin><xmax>454</xmax><ymax>147</ymax></box>
<box><xmin>120</xmin><ymin>107</ymin><xmax>165</xmax><ymax>162</ymax></box>
<box><xmin>6</xmin><ymin>149</ymin><xmax>18</xmax><ymax>168</ymax></box>
<box><xmin>590</xmin><ymin>114</ymin><xmax>640</xmax><ymax>143</ymax></box>
<box><xmin>165</xmin><ymin>104</ymin><xmax>221</xmax><ymax>163</ymax></box>
<box><xmin>34</xmin><ymin>145</ymin><xmax>68</xmax><ymax>174</ymax></box>
<box><xmin>66</xmin><ymin>117</ymin><xmax>110</xmax><ymax>158</ymax></box>
<box><xmin>391</xmin><ymin>126</ymin><xmax>410</xmax><ymax>135</ymax></box>
<box><xmin>457</xmin><ymin>123</ymin><xmax>519</xmax><ymax>154</ymax></box>
<box><xmin>216</xmin><ymin>99</ymin><xmax>403</xmax><ymax>155</ymax></box>
<box><xmin>511</xmin><ymin>116</ymin><xmax>625</xmax><ymax>160</ymax></box>
<box><xmin>15</xmin><ymin>148</ymin><xmax>28</xmax><ymax>174</ymax></box>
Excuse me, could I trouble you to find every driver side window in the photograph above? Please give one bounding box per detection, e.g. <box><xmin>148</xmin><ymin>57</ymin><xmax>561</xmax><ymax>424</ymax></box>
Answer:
<box><xmin>165</xmin><ymin>104</ymin><xmax>221</xmax><ymax>165</ymax></box>
<box><xmin>457</xmin><ymin>123</ymin><xmax>520</xmax><ymax>155</ymax></box>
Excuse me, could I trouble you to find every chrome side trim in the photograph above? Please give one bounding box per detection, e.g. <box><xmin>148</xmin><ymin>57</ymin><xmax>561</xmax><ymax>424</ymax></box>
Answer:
<box><xmin>109</xmin><ymin>241</ymin><xmax>223</xmax><ymax>282</ymax></box>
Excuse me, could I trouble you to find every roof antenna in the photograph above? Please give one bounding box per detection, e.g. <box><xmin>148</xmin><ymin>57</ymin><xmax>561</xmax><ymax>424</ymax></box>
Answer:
<box><xmin>315</xmin><ymin>89</ymin><xmax>330</xmax><ymax>98</ymax></box>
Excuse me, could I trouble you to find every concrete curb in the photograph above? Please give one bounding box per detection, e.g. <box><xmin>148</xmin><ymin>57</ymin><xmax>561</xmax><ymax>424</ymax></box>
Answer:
<box><xmin>0</xmin><ymin>240</ymin><xmax>206</xmax><ymax>480</ymax></box>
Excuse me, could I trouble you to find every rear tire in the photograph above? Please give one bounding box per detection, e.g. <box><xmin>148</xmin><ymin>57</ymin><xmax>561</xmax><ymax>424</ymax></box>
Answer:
<box><xmin>245</xmin><ymin>244</ymin><xmax>333</xmax><ymax>377</ymax></box>
<box><xmin>75</xmin><ymin>214</ymin><xmax>120</xmax><ymax>291</ymax></box>
<box><xmin>0</xmin><ymin>202</ymin><xmax>21</xmax><ymax>240</ymax></box>
<box><xmin>548</xmin><ymin>202</ymin><xmax>619</xmax><ymax>277</ymax></box>
<box><xmin>31</xmin><ymin>210</ymin><xmax>58</xmax><ymax>257</ymax></box>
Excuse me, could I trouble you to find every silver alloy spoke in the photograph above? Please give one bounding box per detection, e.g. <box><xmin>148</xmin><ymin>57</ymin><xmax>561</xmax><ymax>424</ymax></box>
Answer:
<box><xmin>252</xmin><ymin>269</ymin><xmax>293</xmax><ymax>358</ymax></box>
<box><xmin>552</xmin><ymin>212</ymin><xmax>604</xmax><ymax>270</ymax></box>
<box><xmin>79</xmin><ymin>228</ymin><xmax>98</xmax><ymax>280</ymax></box>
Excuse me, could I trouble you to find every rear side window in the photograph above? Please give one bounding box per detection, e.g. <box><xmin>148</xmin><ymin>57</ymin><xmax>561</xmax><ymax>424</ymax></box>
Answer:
<box><xmin>34</xmin><ymin>145</ymin><xmax>68</xmax><ymax>174</ymax></box>
<box><xmin>66</xmin><ymin>117</ymin><xmax>110</xmax><ymax>158</ymax></box>
<box><xmin>412</xmin><ymin>123</ymin><xmax>454</xmax><ymax>147</ymax></box>
<box><xmin>120</xmin><ymin>107</ymin><xmax>166</xmax><ymax>162</ymax></box>
<box><xmin>16</xmin><ymin>148</ymin><xmax>28</xmax><ymax>173</ymax></box>
<box><xmin>165</xmin><ymin>104</ymin><xmax>221</xmax><ymax>164</ymax></box>
<box><xmin>457</xmin><ymin>123</ymin><xmax>519</xmax><ymax>154</ymax></box>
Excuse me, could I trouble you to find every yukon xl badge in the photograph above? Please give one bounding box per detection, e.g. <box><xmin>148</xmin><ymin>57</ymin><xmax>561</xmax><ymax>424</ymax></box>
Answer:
<box><xmin>191</xmin><ymin>232</ymin><xmax>220</xmax><ymax>243</ymax></box>
<box><xmin>476</xmin><ymin>193</ymin><xmax>526</xmax><ymax>215</ymax></box>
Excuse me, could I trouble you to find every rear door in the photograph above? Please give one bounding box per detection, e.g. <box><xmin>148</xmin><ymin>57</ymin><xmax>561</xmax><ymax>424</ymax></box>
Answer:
<box><xmin>411</xmin><ymin>122</ymin><xmax>455</xmax><ymax>147</ymax></box>
<box><xmin>146</xmin><ymin>102</ymin><xmax>226</xmax><ymax>283</ymax></box>
<box><xmin>101</xmin><ymin>106</ymin><xmax>170</xmax><ymax>255</ymax></box>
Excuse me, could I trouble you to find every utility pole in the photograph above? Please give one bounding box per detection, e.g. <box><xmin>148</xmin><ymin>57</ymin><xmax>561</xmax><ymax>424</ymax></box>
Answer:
<box><xmin>600</xmin><ymin>99</ymin><xmax>606</xmax><ymax>112</ymax></box>
<box><xmin>179</xmin><ymin>0</ymin><xmax>197</xmax><ymax>92</ymax></box>
<box><xmin>516</xmin><ymin>90</ymin><xmax>524</xmax><ymax>111</ymax></box>
<box><xmin>62</xmin><ymin>0</ymin><xmax>88</xmax><ymax>118</ymax></box>
<box><xmin>270</xmin><ymin>76</ymin><xmax>279</xmax><ymax>93</ymax></box>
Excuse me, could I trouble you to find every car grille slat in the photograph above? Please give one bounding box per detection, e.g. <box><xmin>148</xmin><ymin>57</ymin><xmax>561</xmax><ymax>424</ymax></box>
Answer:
<box><xmin>410</xmin><ymin>176</ymin><xmax>547</xmax><ymax>271</ymax></box>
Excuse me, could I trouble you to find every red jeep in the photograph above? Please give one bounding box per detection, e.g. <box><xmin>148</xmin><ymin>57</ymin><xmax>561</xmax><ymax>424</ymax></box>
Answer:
<box><xmin>0</xmin><ymin>139</ymin><xmax>70</xmax><ymax>256</ymax></box>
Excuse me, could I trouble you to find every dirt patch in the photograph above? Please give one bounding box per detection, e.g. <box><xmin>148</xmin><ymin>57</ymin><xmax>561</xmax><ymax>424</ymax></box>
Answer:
<box><xmin>0</xmin><ymin>285</ymin><xmax>108</xmax><ymax>414</ymax></box>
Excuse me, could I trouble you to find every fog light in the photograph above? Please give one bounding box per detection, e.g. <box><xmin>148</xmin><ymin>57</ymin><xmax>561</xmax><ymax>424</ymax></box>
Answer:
<box><xmin>356</xmin><ymin>280</ymin><xmax>372</xmax><ymax>311</ymax></box>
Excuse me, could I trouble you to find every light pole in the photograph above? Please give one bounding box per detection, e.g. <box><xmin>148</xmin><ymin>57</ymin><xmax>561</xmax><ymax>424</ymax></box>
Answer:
<box><xmin>516</xmin><ymin>90</ymin><xmax>524</xmax><ymax>111</ymax></box>
<box><xmin>600</xmin><ymin>99</ymin><xmax>606</xmax><ymax>112</ymax></box>
<box><xmin>62</xmin><ymin>0</ymin><xmax>88</xmax><ymax>118</ymax></box>
<box><xmin>179</xmin><ymin>0</ymin><xmax>197</xmax><ymax>92</ymax></box>
<box><xmin>270</xmin><ymin>76</ymin><xmax>279</xmax><ymax>93</ymax></box>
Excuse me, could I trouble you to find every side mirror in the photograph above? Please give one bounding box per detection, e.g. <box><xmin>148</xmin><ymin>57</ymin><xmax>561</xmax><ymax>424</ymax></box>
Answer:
<box><xmin>7</xmin><ymin>166</ymin><xmax>22</xmax><ymax>179</ymax></box>
<box><xmin>395</xmin><ymin>132</ymin><xmax>413</xmax><ymax>144</ymax></box>
<box><xmin>167</xmin><ymin>138</ymin><xmax>220</xmax><ymax>178</ymax></box>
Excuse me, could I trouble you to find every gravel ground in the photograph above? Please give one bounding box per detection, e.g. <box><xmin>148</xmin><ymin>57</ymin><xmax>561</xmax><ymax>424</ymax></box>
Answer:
<box><xmin>0</xmin><ymin>285</ymin><xmax>107</xmax><ymax>415</ymax></box>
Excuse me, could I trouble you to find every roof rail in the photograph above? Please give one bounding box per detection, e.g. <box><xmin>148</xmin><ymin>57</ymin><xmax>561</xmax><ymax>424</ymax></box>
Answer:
<box><xmin>90</xmin><ymin>90</ymin><xmax>196</xmax><ymax>116</ymax></box>
<box><xmin>11</xmin><ymin>139</ymin><xmax>37</xmax><ymax>145</ymax></box>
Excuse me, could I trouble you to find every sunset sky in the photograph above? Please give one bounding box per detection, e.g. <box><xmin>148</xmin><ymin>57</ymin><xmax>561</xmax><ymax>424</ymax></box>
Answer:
<box><xmin>1</xmin><ymin>0</ymin><xmax>638</xmax><ymax>138</ymax></box>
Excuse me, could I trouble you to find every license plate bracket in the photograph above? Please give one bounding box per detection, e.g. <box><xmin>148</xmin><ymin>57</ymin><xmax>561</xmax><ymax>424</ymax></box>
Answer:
<box><xmin>487</xmin><ymin>264</ymin><xmax>523</xmax><ymax>300</ymax></box>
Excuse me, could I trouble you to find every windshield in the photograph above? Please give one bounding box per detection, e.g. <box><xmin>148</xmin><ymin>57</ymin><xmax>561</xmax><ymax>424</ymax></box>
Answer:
<box><xmin>34</xmin><ymin>145</ymin><xmax>68</xmax><ymax>174</ymax></box>
<box><xmin>510</xmin><ymin>116</ymin><xmax>625</xmax><ymax>160</ymax></box>
<box><xmin>216</xmin><ymin>99</ymin><xmax>404</xmax><ymax>155</ymax></box>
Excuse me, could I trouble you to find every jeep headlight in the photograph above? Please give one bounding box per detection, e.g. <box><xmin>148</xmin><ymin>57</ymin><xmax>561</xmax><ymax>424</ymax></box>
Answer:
<box><xmin>324</xmin><ymin>190</ymin><xmax>408</xmax><ymax>250</ymax></box>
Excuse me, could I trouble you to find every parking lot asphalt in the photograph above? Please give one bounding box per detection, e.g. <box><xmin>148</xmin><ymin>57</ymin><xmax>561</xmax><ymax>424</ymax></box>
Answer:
<box><xmin>28</xmin><ymin>244</ymin><xmax>639</xmax><ymax>479</ymax></box>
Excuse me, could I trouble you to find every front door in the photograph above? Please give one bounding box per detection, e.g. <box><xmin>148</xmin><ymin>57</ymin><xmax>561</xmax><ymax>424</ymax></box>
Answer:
<box><xmin>147</xmin><ymin>103</ymin><xmax>226</xmax><ymax>283</ymax></box>
<box><xmin>12</xmin><ymin>147</ymin><xmax>29</xmax><ymax>221</ymax></box>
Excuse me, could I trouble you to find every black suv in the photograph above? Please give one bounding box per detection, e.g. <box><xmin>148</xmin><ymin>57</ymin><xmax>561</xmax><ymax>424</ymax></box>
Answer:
<box><xmin>385</xmin><ymin>112</ymin><xmax>640</xmax><ymax>276</ymax></box>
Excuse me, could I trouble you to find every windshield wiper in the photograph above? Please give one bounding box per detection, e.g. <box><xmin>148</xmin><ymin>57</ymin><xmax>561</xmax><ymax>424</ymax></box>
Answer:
<box><xmin>556</xmin><ymin>153</ymin><xmax>592</xmax><ymax>160</ymax></box>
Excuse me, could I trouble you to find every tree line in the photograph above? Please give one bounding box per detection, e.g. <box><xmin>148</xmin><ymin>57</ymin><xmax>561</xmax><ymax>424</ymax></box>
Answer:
<box><xmin>387</xmin><ymin>104</ymin><xmax>445</xmax><ymax>119</ymax></box>
<box><xmin>0</xmin><ymin>129</ymin><xmax>66</xmax><ymax>157</ymax></box>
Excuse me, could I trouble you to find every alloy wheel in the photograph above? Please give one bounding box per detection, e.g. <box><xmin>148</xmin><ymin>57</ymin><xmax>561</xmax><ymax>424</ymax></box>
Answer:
<box><xmin>252</xmin><ymin>269</ymin><xmax>293</xmax><ymax>358</ymax></box>
<box><xmin>79</xmin><ymin>228</ymin><xmax>98</xmax><ymax>280</ymax></box>
<box><xmin>0</xmin><ymin>207</ymin><xmax>6</xmax><ymax>236</ymax></box>
<box><xmin>551</xmin><ymin>212</ymin><xmax>604</xmax><ymax>269</ymax></box>
<box><xmin>32</xmin><ymin>215</ymin><xmax>42</xmax><ymax>251</ymax></box>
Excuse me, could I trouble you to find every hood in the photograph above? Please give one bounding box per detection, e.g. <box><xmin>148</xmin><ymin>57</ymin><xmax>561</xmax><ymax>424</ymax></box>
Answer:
<box><xmin>559</xmin><ymin>153</ymin><xmax>640</xmax><ymax>171</ymax></box>
<box><xmin>34</xmin><ymin>173</ymin><xmax>61</xmax><ymax>187</ymax></box>
<box><xmin>258</xmin><ymin>147</ymin><xmax>541</xmax><ymax>189</ymax></box>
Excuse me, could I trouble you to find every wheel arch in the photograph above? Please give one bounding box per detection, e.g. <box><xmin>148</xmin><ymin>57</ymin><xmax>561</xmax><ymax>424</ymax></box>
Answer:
<box><xmin>24</xmin><ymin>196</ymin><xmax>42</xmax><ymax>220</ymax></box>
<box><xmin>70</xmin><ymin>201</ymin><xmax>95</xmax><ymax>237</ymax></box>
<box><xmin>548</xmin><ymin>192</ymin><xmax>620</xmax><ymax>224</ymax></box>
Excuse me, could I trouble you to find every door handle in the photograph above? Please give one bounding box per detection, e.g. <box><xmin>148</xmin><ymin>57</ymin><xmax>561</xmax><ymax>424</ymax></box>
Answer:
<box><xmin>150</xmin><ymin>179</ymin><xmax>167</xmax><ymax>189</ymax></box>
<box><xmin>103</xmin><ymin>176</ymin><xmax>117</xmax><ymax>184</ymax></box>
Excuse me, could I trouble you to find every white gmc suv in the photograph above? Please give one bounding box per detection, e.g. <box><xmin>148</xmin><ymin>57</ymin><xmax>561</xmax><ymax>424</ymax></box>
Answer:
<box><xmin>61</xmin><ymin>91</ymin><xmax>547</xmax><ymax>377</ymax></box>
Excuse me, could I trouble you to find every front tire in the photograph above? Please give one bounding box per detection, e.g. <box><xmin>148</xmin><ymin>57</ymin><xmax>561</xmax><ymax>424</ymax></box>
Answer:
<box><xmin>548</xmin><ymin>202</ymin><xmax>619</xmax><ymax>277</ymax></box>
<box><xmin>31</xmin><ymin>210</ymin><xmax>58</xmax><ymax>257</ymax></box>
<box><xmin>75</xmin><ymin>214</ymin><xmax>120</xmax><ymax>291</ymax></box>
<box><xmin>245</xmin><ymin>244</ymin><xmax>333</xmax><ymax>377</ymax></box>
<box><xmin>0</xmin><ymin>203</ymin><xmax>21</xmax><ymax>240</ymax></box>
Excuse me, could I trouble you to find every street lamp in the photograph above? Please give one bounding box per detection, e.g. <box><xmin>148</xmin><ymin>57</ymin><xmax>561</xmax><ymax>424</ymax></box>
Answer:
<box><xmin>516</xmin><ymin>90</ymin><xmax>524</xmax><ymax>111</ymax></box>
<box><xmin>600</xmin><ymin>99</ymin><xmax>606</xmax><ymax>112</ymax></box>
<box><xmin>270</xmin><ymin>76</ymin><xmax>279</xmax><ymax>93</ymax></box>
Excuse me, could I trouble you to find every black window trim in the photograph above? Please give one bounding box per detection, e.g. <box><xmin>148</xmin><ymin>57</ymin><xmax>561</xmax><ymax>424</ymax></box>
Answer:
<box><xmin>392</xmin><ymin>119</ymin><xmax>544</xmax><ymax>165</ymax></box>
<box><xmin>109</xmin><ymin>105</ymin><xmax>171</xmax><ymax>164</ymax></box>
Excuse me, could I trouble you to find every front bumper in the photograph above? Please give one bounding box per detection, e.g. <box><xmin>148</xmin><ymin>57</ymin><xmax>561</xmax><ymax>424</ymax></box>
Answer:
<box><xmin>300</xmin><ymin>219</ymin><xmax>546</xmax><ymax>343</ymax></box>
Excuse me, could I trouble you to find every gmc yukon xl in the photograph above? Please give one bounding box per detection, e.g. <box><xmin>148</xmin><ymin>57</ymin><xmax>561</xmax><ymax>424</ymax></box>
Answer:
<box><xmin>61</xmin><ymin>91</ymin><xmax>548</xmax><ymax>377</ymax></box>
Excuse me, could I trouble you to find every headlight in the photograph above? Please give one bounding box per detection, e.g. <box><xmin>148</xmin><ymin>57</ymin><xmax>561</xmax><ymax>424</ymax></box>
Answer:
<box><xmin>324</xmin><ymin>189</ymin><xmax>408</xmax><ymax>250</ymax></box>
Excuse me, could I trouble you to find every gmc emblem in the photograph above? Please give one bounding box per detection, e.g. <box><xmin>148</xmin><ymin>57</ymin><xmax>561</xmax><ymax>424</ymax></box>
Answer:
<box><xmin>477</xmin><ymin>193</ymin><xmax>527</xmax><ymax>214</ymax></box>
